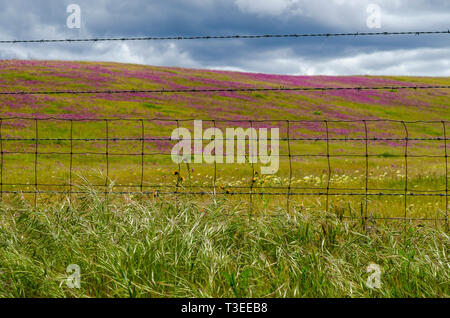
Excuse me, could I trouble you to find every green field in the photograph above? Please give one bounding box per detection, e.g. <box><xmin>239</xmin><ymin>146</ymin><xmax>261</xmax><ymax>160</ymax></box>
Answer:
<box><xmin>0</xmin><ymin>60</ymin><xmax>448</xmax><ymax>297</ymax></box>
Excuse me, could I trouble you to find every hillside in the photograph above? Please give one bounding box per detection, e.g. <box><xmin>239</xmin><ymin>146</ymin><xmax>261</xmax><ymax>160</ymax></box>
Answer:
<box><xmin>1</xmin><ymin>60</ymin><xmax>449</xmax><ymax>121</ymax></box>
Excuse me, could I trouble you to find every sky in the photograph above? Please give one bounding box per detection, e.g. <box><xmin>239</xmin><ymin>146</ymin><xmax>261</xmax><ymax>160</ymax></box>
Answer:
<box><xmin>0</xmin><ymin>0</ymin><xmax>449</xmax><ymax>76</ymax></box>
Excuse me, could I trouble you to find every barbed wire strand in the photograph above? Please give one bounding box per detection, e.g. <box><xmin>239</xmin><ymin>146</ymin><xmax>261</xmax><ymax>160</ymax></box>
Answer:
<box><xmin>0</xmin><ymin>117</ymin><xmax>448</xmax><ymax>123</ymax></box>
<box><xmin>1</xmin><ymin>183</ymin><xmax>448</xmax><ymax>193</ymax></box>
<box><xmin>1</xmin><ymin>30</ymin><xmax>449</xmax><ymax>44</ymax></box>
<box><xmin>0</xmin><ymin>85</ymin><xmax>449</xmax><ymax>96</ymax></box>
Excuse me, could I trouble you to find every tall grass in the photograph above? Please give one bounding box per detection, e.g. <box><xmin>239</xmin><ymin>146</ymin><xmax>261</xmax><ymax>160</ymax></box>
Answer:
<box><xmin>0</xmin><ymin>191</ymin><xmax>448</xmax><ymax>298</ymax></box>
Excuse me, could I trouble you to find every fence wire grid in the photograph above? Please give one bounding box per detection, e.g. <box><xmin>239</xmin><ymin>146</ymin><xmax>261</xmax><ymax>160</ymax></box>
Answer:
<box><xmin>0</xmin><ymin>117</ymin><xmax>448</xmax><ymax>227</ymax></box>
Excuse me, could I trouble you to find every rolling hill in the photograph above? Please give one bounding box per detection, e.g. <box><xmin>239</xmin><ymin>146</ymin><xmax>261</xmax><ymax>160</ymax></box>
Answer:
<box><xmin>1</xmin><ymin>59</ymin><xmax>449</xmax><ymax>121</ymax></box>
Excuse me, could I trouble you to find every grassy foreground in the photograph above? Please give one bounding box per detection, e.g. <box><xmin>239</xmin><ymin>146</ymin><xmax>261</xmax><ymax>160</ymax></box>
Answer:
<box><xmin>0</xmin><ymin>191</ymin><xmax>448</xmax><ymax>298</ymax></box>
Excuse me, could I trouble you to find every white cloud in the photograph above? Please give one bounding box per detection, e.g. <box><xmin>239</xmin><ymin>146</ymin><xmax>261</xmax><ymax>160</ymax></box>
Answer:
<box><xmin>233</xmin><ymin>0</ymin><xmax>450</xmax><ymax>30</ymax></box>
<box><xmin>234</xmin><ymin>0</ymin><xmax>300</xmax><ymax>16</ymax></box>
<box><xmin>0</xmin><ymin>40</ymin><xmax>200</xmax><ymax>69</ymax></box>
<box><xmin>310</xmin><ymin>47</ymin><xmax>450</xmax><ymax>76</ymax></box>
<box><xmin>214</xmin><ymin>46</ymin><xmax>450</xmax><ymax>76</ymax></box>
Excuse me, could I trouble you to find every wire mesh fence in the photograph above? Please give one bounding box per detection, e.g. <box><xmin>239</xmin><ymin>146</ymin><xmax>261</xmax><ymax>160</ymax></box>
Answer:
<box><xmin>0</xmin><ymin>117</ymin><xmax>447</xmax><ymax>227</ymax></box>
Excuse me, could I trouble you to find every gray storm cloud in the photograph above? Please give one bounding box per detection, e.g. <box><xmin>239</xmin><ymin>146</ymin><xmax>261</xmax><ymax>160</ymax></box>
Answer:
<box><xmin>0</xmin><ymin>0</ymin><xmax>448</xmax><ymax>75</ymax></box>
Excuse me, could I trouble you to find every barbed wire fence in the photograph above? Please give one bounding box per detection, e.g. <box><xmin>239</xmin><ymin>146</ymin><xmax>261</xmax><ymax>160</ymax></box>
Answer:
<box><xmin>0</xmin><ymin>85</ymin><xmax>449</xmax><ymax>95</ymax></box>
<box><xmin>1</xmin><ymin>30</ymin><xmax>448</xmax><ymax>43</ymax></box>
<box><xmin>0</xmin><ymin>30</ymin><xmax>449</xmax><ymax>228</ymax></box>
